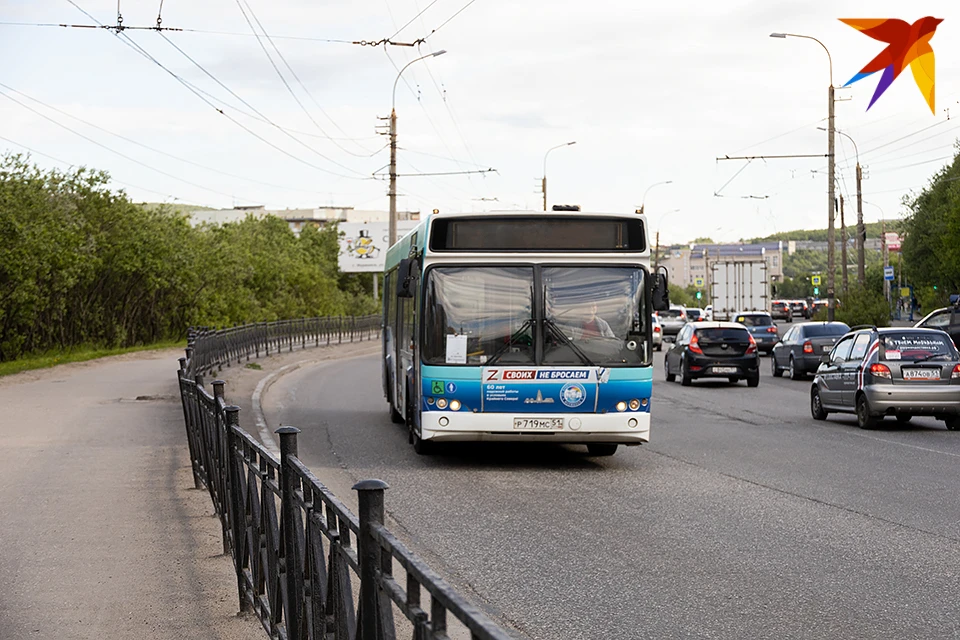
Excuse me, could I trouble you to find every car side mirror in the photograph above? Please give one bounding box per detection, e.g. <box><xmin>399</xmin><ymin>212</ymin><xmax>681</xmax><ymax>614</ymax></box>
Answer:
<box><xmin>820</xmin><ymin>354</ymin><xmax>831</xmax><ymax>365</ymax></box>
<box><xmin>396</xmin><ymin>257</ymin><xmax>419</xmax><ymax>298</ymax></box>
<box><xmin>651</xmin><ymin>268</ymin><xmax>669</xmax><ymax>311</ymax></box>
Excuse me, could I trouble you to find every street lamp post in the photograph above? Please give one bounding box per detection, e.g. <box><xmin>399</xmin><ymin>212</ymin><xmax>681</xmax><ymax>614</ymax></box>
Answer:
<box><xmin>771</xmin><ymin>32</ymin><xmax>837</xmax><ymax>320</ymax></box>
<box><xmin>823</xmin><ymin>127</ymin><xmax>865</xmax><ymax>286</ymax></box>
<box><xmin>389</xmin><ymin>49</ymin><xmax>447</xmax><ymax>248</ymax></box>
<box><xmin>639</xmin><ymin>180</ymin><xmax>673</xmax><ymax>216</ymax></box>
<box><xmin>542</xmin><ymin>141</ymin><xmax>576</xmax><ymax>211</ymax></box>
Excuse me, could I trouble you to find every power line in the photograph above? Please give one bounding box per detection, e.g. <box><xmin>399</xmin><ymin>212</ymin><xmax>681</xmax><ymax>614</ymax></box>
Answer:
<box><xmin>157</xmin><ymin>31</ymin><xmax>373</xmax><ymax>177</ymax></box>
<box><xmin>389</xmin><ymin>0</ymin><xmax>441</xmax><ymax>40</ymax></box>
<box><xmin>428</xmin><ymin>0</ymin><xmax>480</xmax><ymax>38</ymax></box>
<box><xmin>66</xmin><ymin>0</ymin><xmax>375</xmax><ymax>180</ymax></box>
<box><xmin>0</xmin><ymin>133</ymin><xmax>206</xmax><ymax>204</ymax></box>
<box><xmin>0</xmin><ymin>88</ymin><xmax>251</xmax><ymax>200</ymax></box>
<box><xmin>233</xmin><ymin>0</ymin><xmax>378</xmax><ymax>157</ymax></box>
<box><xmin>0</xmin><ymin>81</ymin><xmax>343</xmax><ymax>197</ymax></box>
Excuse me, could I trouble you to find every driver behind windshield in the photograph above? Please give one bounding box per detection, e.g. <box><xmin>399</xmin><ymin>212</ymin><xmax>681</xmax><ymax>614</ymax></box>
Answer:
<box><xmin>578</xmin><ymin>302</ymin><xmax>615</xmax><ymax>339</ymax></box>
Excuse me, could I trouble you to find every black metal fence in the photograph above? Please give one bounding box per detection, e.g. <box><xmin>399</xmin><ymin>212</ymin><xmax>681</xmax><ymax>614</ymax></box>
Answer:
<box><xmin>177</xmin><ymin>320</ymin><xmax>514</xmax><ymax>640</ymax></box>
<box><xmin>186</xmin><ymin>316</ymin><xmax>381</xmax><ymax>376</ymax></box>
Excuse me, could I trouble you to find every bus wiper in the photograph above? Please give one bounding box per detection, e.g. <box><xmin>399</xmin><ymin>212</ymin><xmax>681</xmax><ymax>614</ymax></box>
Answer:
<box><xmin>485</xmin><ymin>319</ymin><xmax>534</xmax><ymax>366</ymax></box>
<box><xmin>543</xmin><ymin>317</ymin><xmax>596</xmax><ymax>367</ymax></box>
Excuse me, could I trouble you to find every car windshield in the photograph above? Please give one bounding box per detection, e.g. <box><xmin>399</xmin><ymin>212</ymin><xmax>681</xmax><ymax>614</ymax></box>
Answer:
<box><xmin>421</xmin><ymin>265</ymin><xmax>648</xmax><ymax>367</ymax></box>
<box><xmin>880</xmin><ymin>332</ymin><xmax>957</xmax><ymax>362</ymax></box>
<box><xmin>735</xmin><ymin>315</ymin><xmax>773</xmax><ymax>326</ymax></box>
<box><xmin>804</xmin><ymin>324</ymin><xmax>850</xmax><ymax>337</ymax></box>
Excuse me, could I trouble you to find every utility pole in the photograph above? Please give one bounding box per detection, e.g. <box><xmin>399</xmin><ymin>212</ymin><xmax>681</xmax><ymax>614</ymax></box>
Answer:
<box><xmin>856</xmin><ymin>163</ymin><xmax>865</xmax><ymax>286</ymax></box>
<box><xmin>882</xmin><ymin>218</ymin><xmax>890</xmax><ymax>306</ymax></box>
<box><xmin>388</xmin><ymin>107</ymin><xmax>398</xmax><ymax>247</ymax></box>
<box><xmin>840</xmin><ymin>194</ymin><xmax>848</xmax><ymax>294</ymax></box>
<box><xmin>827</xmin><ymin>83</ymin><xmax>836</xmax><ymax>321</ymax></box>
<box><xmin>654</xmin><ymin>231</ymin><xmax>661</xmax><ymax>270</ymax></box>
<box><xmin>542</xmin><ymin>176</ymin><xmax>547</xmax><ymax>212</ymax></box>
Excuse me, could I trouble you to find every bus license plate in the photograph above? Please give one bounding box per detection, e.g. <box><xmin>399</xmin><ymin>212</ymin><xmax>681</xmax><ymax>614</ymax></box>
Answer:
<box><xmin>513</xmin><ymin>418</ymin><xmax>564</xmax><ymax>430</ymax></box>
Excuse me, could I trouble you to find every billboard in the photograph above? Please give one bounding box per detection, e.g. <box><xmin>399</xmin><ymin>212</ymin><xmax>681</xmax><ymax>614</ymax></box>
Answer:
<box><xmin>884</xmin><ymin>232</ymin><xmax>901</xmax><ymax>252</ymax></box>
<box><xmin>337</xmin><ymin>221</ymin><xmax>418</xmax><ymax>273</ymax></box>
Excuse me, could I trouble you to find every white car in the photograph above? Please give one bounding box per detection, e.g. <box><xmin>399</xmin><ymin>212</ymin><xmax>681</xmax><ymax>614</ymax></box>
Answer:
<box><xmin>703</xmin><ymin>305</ymin><xmax>714</xmax><ymax>321</ymax></box>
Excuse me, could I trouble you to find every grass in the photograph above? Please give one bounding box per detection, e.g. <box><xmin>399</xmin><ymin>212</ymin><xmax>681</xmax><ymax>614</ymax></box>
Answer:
<box><xmin>245</xmin><ymin>362</ymin><xmax>262</xmax><ymax>370</ymax></box>
<box><xmin>0</xmin><ymin>339</ymin><xmax>186</xmax><ymax>378</ymax></box>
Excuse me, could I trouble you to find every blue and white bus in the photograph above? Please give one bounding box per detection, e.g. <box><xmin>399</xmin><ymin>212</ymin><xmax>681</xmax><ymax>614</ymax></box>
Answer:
<box><xmin>382</xmin><ymin>209</ymin><xmax>669</xmax><ymax>455</ymax></box>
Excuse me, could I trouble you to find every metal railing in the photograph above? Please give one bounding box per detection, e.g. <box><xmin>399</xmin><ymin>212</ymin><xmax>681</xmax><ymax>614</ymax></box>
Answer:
<box><xmin>177</xmin><ymin>321</ymin><xmax>514</xmax><ymax>640</ymax></box>
<box><xmin>185</xmin><ymin>316</ymin><xmax>381</xmax><ymax>376</ymax></box>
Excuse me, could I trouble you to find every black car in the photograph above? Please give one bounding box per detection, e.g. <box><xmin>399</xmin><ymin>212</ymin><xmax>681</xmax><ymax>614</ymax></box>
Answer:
<box><xmin>811</xmin><ymin>327</ymin><xmax>960</xmax><ymax>430</ymax></box>
<box><xmin>771</xmin><ymin>300</ymin><xmax>791</xmax><ymax>322</ymax></box>
<box><xmin>771</xmin><ymin>321</ymin><xmax>850</xmax><ymax>380</ymax></box>
<box><xmin>914</xmin><ymin>302</ymin><xmax>960</xmax><ymax>349</ymax></box>
<box><xmin>790</xmin><ymin>300</ymin><xmax>811</xmax><ymax>319</ymax></box>
<box><xmin>664</xmin><ymin>322</ymin><xmax>760</xmax><ymax>387</ymax></box>
<box><xmin>733</xmin><ymin>311</ymin><xmax>779</xmax><ymax>354</ymax></box>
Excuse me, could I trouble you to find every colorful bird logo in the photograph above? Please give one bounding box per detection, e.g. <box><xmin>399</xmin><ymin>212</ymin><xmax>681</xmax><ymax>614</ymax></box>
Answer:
<box><xmin>840</xmin><ymin>17</ymin><xmax>943</xmax><ymax>113</ymax></box>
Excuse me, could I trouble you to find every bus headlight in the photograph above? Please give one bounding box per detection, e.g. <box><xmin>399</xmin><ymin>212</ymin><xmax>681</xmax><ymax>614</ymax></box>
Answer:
<box><xmin>616</xmin><ymin>401</ymin><xmax>627</xmax><ymax>412</ymax></box>
<box><xmin>449</xmin><ymin>399</ymin><xmax>461</xmax><ymax>411</ymax></box>
<box><xmin>436</xmin><ymin>398</ymin><xmax>448</xmax><ymax>409</ymax></box>
<box><xmin>628</xmin><ymin>399</ymin><xmax>640</xmax><ymax>411</ymax></box>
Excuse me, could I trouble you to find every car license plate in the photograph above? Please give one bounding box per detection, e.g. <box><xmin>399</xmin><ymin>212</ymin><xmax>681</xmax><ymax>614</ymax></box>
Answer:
<box><xmin>712</xmin><ymin>366</ymin><xmax>737</xmax><ymax>374</ymax></box>
<box><xmin>513</xmin><ymin>418</ymin><xmax>564</xmax><ymax>430</ymax></box>
<box><xmin>822</xmin><ymin>345</ymin><xmax>832</xmax><ymax>352</ymax></box>
<box><xmin>903</xmin><ymin>368</ymin><xmax>940</xmax><ymax>381</ymax></box>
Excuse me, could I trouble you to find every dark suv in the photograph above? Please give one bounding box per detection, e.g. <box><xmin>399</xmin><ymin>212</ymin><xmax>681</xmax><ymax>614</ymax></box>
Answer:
<box><xmin>811</xmin><ymin>326</ymin><xmax>960</xmax><ymax>430</ymax></box>
<box><xmin>664</xmin><ymin>322</ymin><xmax>760</xmax><ymax>387</ymax></box>
<box><xmin>790</xmin><ymin>300</ymin><xmax>811</xmax><ymax>319</ymax></box>
<box><xmin>771</xmin><ymin>301</ymin><xmax>791</xmax><ymax>322</ymax></box>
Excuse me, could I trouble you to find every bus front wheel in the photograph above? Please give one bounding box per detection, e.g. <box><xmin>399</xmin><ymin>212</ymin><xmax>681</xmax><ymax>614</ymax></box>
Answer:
<box><xmin>408</xmin><ymin>389</ymin><xmax>434</xmax><ymax>455</ymax></box>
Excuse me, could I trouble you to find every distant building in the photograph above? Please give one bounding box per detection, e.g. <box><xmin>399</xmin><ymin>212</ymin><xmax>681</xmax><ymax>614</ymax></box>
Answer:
<box><xmin>186</xmin><ymin>205</ymin><xmax>420</xmax><ymax>235</ymax></box>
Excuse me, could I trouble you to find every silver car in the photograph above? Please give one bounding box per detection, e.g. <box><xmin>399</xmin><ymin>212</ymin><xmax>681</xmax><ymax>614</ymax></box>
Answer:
<box><xmin>811</xmin><ymin>326</ymin><xmax>960</xmax><ymax>430</ymax></box>
<box><xmin>652</xmin><ymin>314</ymin><xmax>663</xmax><ymax>351</ymax></box>
<box><xmin>657</xmin><ymin>306</ymin><xmax>688</xmax><ymax>341</ymax></box>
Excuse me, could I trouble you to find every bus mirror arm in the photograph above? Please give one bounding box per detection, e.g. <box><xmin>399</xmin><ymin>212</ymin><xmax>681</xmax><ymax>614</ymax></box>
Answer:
<box><xmin>652</xmin><ymin>267</ymin><xmax>670</xmax><ymax>312</ymax></box>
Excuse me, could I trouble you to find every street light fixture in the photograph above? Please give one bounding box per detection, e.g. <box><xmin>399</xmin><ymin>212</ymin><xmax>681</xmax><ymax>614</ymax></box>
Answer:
<box><xmin>771</xmin><ymin>31</ymin><xmax>837</xmax><ymax>320</ymax></box>
<box><xmin>388</xmin><ymin>49</ymin><xmax>447</xmax><ymax>247</ymax></box>
<box><xmin>638</xmin><ymin>180</ymin><xmax>673</xmax><ymax>215</ymax></box>
<box><xmin>542</xmin><ymin>141</ymin><xmax>576</xmax><ymax>211</ymax></box>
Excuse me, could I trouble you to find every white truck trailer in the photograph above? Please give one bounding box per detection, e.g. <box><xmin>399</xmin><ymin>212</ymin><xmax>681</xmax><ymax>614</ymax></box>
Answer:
<box><xmin>709</xmin><ymin>260</ymin><xmax>768</xmax><ymax>321</ymax></box>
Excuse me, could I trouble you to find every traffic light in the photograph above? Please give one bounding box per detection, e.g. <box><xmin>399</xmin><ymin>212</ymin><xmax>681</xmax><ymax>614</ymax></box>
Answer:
<box><xmin>814</xmin><ymin>287</ymin><xmax>820</xmax><ymax>296</ymax></box>
<box><xmin>696</xmin><ymin>291</ymin><xmax>702</xmax><ymax>300</ymax></box>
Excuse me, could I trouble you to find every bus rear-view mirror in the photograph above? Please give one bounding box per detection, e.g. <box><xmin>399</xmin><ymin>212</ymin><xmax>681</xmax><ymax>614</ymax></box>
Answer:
<box><xmin>652</xmin><ymin>271</ymin><xmax>669</xmax><ymax>311</ymax></box>
<box><xmin>396</xmin><ymin>257</ymin><xmax>418</xmax><ymax>298</ymax></box>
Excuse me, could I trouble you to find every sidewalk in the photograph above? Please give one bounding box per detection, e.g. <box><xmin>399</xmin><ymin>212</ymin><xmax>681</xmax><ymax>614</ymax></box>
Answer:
<box><xmin>0</xmin><ymin>348</ymin><xmax>265</xmax><ymax>640</ymax></box>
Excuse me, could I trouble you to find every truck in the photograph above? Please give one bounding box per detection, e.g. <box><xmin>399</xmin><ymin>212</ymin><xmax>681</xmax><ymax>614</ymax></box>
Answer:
<box><xmin>709</xmin><ymin>260</ymin><xmax>768</xmax><ymax>321</ymax></box>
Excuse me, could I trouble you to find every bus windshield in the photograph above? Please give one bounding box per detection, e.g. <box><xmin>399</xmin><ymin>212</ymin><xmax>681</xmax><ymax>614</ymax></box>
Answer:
<box><xmin>422</xmin><ymin>265</ymin><xmax>646</xmax><ymax>366</ymax></box>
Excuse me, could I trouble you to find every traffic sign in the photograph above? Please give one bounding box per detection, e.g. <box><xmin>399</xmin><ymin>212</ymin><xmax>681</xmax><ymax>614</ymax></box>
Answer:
<box><xmin>811</xmin><ymin>275</ymin><xmax>821</xmax><ymax>286</ymax></box>
<box><xmin>694</xmin><ymin>277</ymin><xmax>705</xmax><ymax>288</ymax></box>
<box><xmin>901</xmin><ymin>287</ymin><xmax>911</xmax><ymax>298</ymax></box>
<box><xmin>884</xmin><ymin>266</ymin><xmax>895</xmax><ymax>281</ymax></box>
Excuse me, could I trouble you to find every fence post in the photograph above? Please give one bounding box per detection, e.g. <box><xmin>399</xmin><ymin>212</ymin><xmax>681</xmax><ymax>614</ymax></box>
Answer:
<box><xmin>354</xmin><ymin>478</ymin><xmax>389</xmax><ymax>640</ymax></box>
<box><xmin>277</xmin><ymin>426</ymin><xmax>303</xmax><ymax>640</ymax></box>
<box><xmin>212</xmin><ymin>380</ymin><xmax>230</xmax><ymax>555</ymax></box>
<box><xmin>178</xmin><ymin>357</ymin><xmax>202</xmax><ymax>490</ymax></box>
<box><xmin>338</xmin><ymin>316</ymin><xmax>343</xmax><ymax>344</ymax></box>
<box><xmin>224</xmin><ymin>405</ymin><xmax>250</xmax><ymax>614</ymax></box>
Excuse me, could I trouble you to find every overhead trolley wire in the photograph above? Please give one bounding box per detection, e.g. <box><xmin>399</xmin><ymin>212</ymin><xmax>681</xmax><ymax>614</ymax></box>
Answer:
<box><xmin>233</xmin><ymin>0</ymin><xmax>379</xmax><ymax>157</ymax></box>
<box><xmin>65</xmin><ymin>0</ymin><xmax>373</xmax><ymax>181</ymax></box>
<box><xmin>0</xmin><ymin>81</ymin><xmax>343</xmax><ymax>197</ymax></box>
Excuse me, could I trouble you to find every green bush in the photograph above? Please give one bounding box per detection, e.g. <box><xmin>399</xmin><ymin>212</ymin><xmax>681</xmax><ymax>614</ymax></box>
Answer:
<box><xmin>0</xmin><ymin>153</ymin><xmax>377</xmax><ymax>362</ymax></box>
<box><xmin>833</xmin><ymin>285</ymin><xmax>891</xmax><ymax>328</ymax></box>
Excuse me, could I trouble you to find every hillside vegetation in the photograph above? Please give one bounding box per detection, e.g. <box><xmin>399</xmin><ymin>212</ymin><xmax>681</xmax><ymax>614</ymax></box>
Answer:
<box><xmin>0</xmin><ymin>153</ymin><xmax>373</xmax><ymax>362</ymax></box>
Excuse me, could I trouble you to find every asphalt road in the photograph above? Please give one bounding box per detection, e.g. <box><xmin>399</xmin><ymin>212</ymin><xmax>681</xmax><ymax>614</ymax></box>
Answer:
<box><xmin>264</xmin><ymin>333</ymin><xmax>960</xmax><ymax>639</ymax></box>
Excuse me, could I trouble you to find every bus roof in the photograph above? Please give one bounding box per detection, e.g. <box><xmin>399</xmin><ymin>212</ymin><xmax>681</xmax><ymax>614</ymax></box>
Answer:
<box><xmin>383</xmin><ymin>210</ymin><xmax>650</xmax><ymax>270</ymax></box>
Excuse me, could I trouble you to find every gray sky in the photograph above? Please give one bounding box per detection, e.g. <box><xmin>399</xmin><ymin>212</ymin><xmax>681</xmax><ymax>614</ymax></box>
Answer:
<box><xmin>2</xmin><ymin>0</ymin><xmax>958</xmax><ymax>243</ymax></box>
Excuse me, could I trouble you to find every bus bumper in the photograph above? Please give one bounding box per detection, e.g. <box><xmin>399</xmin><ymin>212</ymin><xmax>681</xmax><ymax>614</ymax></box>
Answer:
<box><xmin>420</xmin><ymin>412</ymin><xmax>650</xmax><ymax>444</ymax></box>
